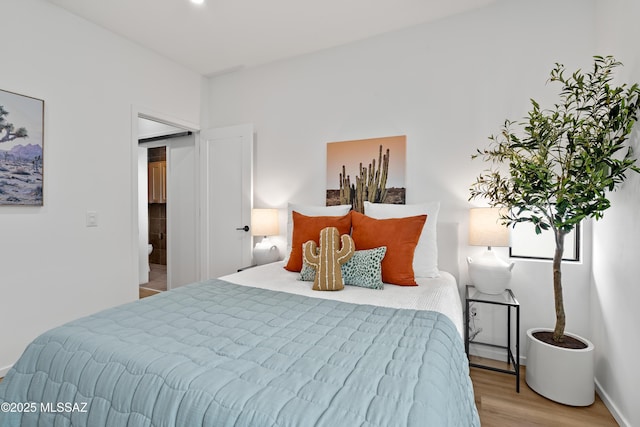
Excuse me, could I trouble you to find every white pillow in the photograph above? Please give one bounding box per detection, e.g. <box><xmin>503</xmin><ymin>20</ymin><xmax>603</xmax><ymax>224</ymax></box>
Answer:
<box><xmin>363</xmin><ymin>201</ymin><xmax>440</xmax><ymax>278</ymax></box>
<box><xmin>285</xmin><ymin>203</ymin><xmax>352</xmax><ymax>258</ymax></box>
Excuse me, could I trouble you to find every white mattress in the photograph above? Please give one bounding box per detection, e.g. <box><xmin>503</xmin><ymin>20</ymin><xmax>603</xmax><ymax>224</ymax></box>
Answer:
<box><xmin>220</xmin><ymin>261</ymin><xmax>464</xmax><ymax>336</ymax></box>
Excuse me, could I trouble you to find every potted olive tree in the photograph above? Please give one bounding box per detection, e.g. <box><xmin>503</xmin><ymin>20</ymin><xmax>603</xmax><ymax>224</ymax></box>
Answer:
<box><xmin>470</xmin><ymin>56</ymin><xmax>640</xmax><ymax>405</ymax></box>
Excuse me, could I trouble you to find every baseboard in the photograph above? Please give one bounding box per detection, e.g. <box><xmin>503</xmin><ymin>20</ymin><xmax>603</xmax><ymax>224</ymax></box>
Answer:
<box><xmin>595</xmin><ymin>378</ymin><xmax>629</xmax><ymax>427</ymax></box>
<box><xmin>471</xmin><ymin>349</ymin><xmax>628</xmax><ymax>424</ymax></box>
<box><xmin>0</xmin><ymin>364</ymin><xmax>13</xmax><ymax>378</ymax></box>
<box><xmin>469</xmin><ymin>346</ymin><xmax>527</xmax><ymax>366</ymax></box>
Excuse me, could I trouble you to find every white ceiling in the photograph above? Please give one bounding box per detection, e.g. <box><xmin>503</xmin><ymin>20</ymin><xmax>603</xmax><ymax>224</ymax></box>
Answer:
<box><xmin>47</xmin><ymin>0</ymin><xmax>496</xmax><ymax>76</ymax></box>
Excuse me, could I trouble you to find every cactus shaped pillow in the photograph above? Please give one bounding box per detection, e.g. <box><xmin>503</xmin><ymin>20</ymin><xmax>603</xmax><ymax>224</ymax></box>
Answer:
<box><xmin>303</xmin><ymin>226</ymin><xmax>355</xmax><ymax>291</ymax></box>
<box><xmin>300</xmin><ymin>247</ymin><xmax>387</xmax><ymax>290</ymax></box>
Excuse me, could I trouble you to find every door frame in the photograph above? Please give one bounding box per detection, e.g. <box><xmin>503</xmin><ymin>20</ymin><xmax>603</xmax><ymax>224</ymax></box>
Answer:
<box><xmin>130</xmin><ymin>106</ymin><xmax>200</xmax><ymax>293</ymax></box>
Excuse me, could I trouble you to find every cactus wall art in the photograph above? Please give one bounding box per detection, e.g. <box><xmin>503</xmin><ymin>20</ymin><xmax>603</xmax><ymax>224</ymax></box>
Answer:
<box><xmin>0</xmin><ymin>89</ymin><xmax>44</xmax><ymax>206</ymax></box>
<box><xmin>326</xmin><ymin>135</ymin><xmax>406</xmax><ymax>212</ymax></box>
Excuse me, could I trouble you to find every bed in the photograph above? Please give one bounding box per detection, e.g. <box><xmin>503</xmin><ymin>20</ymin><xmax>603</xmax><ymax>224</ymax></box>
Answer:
<box><xmin>0</xmin><ymin>211</ymin><xmax>479</xmax><ymax>427</ymax></box>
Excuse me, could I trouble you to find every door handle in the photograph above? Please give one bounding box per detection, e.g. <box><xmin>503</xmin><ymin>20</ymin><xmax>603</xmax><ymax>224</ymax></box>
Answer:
<box><xmin>236</xmin><ymin>225</ymin><xmax>250</xmax><ymax>232</ymax></box>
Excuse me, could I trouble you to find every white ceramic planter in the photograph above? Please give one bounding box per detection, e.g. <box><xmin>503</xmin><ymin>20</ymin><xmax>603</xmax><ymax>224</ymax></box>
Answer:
<box><xmin>525</xmin><ymin>328</ymin><xmax>594</xmax><ymax>406</ymax></box>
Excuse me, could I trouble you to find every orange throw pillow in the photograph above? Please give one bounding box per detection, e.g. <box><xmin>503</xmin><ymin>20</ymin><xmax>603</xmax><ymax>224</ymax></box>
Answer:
<box><xmin>351</xmin><ymin>211</ymin><xmax>427</xmax><ymax>286</ymax></box>
<box><xmin>284</xmin><ymin>211</ymin><xmax>352</xmax><ymax>272</ymax></box>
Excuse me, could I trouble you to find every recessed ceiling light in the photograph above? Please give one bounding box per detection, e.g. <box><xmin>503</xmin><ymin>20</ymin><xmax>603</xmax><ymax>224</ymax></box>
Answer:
<box><xmin>190</xmin><ymin>0</ymin><xmax>204</xmax><ymax>5</ymax></box>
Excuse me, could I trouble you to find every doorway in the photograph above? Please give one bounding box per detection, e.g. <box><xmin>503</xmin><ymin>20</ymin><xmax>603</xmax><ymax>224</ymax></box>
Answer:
<box><xmin>130</xmin><ymin>110</ymin><xmax>254</xmax><ymax>296</ymax></box>
<box><xmin>146</xmin><ymin>146</ymin><xmax>168</xmax><ymax>291</ymax></box>
<box><xmin>136</xmin><ymin>115</ymin><xmax>199</xmax><ymax>293</ymax></box>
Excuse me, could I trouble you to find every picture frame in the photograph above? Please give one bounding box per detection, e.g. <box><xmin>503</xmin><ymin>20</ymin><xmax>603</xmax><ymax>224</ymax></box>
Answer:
<box><xmin>326</xmin><ymin>135</ymin><xmax>406</xmax><ymax>212</ymax></box>
<box><xmin>0</xmin><ymin>89</ymin><xmax>44</xmax><ymax>206</ymax></box>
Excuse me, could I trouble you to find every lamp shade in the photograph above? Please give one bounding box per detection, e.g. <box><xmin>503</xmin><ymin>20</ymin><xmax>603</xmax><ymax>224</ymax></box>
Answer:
<box><xmin>468</xmin><ymin>207</ymin><xmax>509</xmax><ymax>248</ymax></box>
<box><xmin>467</xmin><ymin>207</ymin><xmax>513</xmax><ymax>294</ymax></box>
<box><xmin>251</xmin><ymin>209</ymin><xmax>279</xmax><ymax>237</ymax></box>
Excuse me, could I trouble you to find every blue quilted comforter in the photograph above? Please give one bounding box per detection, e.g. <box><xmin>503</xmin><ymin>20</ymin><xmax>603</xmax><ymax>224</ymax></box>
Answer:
<box><xmin>0</xmin><ymin>280</ymin><xmax>479</xmax><ymax>427</ymax></box>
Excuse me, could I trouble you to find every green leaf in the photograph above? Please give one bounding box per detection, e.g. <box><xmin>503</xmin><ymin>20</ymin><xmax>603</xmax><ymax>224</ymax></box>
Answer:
<box><xmin>469</xmin><ymin>54</ymin><xmax>640</xmax><ymax>336</ymax></box>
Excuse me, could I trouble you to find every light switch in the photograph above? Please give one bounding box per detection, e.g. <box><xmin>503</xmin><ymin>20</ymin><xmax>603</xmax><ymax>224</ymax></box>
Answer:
<box><xmin>86</xmin><ymin>211</ymin><xmax>98</xmax><ymax>227</ymax></box>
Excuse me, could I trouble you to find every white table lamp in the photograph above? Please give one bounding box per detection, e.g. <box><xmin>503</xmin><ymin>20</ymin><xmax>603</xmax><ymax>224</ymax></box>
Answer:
<box><xmin>467</xmin><ymin>207</ymin><xmax>514</xmax><ymax>294</ymax></box>
<box><xmin>251</xmin><ymin>208</ymin><xmax>280</xmax><ymax>265</ymax></box>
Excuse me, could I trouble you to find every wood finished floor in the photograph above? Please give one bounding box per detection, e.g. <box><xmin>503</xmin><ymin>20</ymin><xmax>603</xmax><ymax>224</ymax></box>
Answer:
<box><xmin>139</xmin><ymin>263</ymin><xmax>167</xmax><ymax>293</ymax></box>
<box><xmin>2</xmin><ymin>356</ymin><xmax>618</xmax><ymax>425</ymax></box>
<box><xmin>0</xmin><ymin>303</ymin><xmax>619</xmax><ymax>427</ymax></box>
<box><xmin>470</xmin><ymin>356</ymin><xmax>617</xmax><ymax>426</ymax></box>
<box><xmin>139</xmin><ymin>287</ymin><xmax>161</xmax><ymax>299</ymax></box>
<box><xmin>119</xmin><ymin>292</ymin><xmax>623</xmax><ymax>425</ymax></box>
<box><xmin>138</xmin><ymin>289</ymin><xmax>620</xmax><ymax>425</ymax></box>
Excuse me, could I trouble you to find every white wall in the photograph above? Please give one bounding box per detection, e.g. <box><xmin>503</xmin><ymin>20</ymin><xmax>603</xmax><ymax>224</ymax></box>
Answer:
<box><xmin>4</xmin><ymin>0</ymin><xmax>633</xmax><ymax>422</ymax></box>
<box><xmin>592</xmin><ymin>1</ymin><xmax>640</xmax><ymax>425</ymax></box>
<box><xmin>206</xmin><ymin>0</ymin><xmax>596</xmax><ymax>361</ymax></box>
<box><xmin>0</xmin><ymin>0</ymin><xmax>202</xmax><ymax>374</ymax></box>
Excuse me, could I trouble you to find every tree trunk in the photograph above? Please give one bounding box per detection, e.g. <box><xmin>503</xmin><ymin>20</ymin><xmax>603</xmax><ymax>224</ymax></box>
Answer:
<box><xmin>553</xmin><ymin>230</ymin><xmax>566</xmax><ymax>342</ymax></box>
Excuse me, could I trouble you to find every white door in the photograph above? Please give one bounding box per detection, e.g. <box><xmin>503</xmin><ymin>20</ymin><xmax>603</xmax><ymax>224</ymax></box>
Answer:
<box><xmin>137</xmin><ymin>147</ymin><xmax>149</xmax><ymax>285</ymax></box>
<box><xmin>167</xmin><ymin>135</ymin><xmax>198</xmax><ymax>288</ymax></box>
<box><xmin>201</xmin><ymin>124</ymin><xmax>253</xmax><ymax>279</ymax></box>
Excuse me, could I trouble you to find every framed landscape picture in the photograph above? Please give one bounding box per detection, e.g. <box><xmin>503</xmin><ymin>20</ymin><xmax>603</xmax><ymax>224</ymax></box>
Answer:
<box><xmin>0</xmin><ymin>89</ymin><xmax>44</xmax><ymax>206</ymax></box>
<box><xmin>326</xmin><ymin>135</ymin><xmax>406</xmax><ymax>212</ymax></box>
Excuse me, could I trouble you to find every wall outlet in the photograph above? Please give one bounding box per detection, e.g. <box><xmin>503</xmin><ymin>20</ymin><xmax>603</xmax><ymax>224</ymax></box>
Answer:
<box><xmin>86</xmin><ymin>211</ymin><xmax>98</xmax><ymax>227</ymax></box>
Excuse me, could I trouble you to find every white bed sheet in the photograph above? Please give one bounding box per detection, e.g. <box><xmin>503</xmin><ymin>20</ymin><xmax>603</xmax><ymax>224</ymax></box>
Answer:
<box><xmin>220</xmin><ymin>261</ymin><xmax>464</xmax><ymax>336</ymax></box>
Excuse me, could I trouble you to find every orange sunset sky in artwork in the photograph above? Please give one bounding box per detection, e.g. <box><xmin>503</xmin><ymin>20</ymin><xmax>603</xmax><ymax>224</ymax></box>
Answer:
<box><xmin>326</xmin><ymin>135</ymin><xmax>406</xmax><ymax>190</ymax></box>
